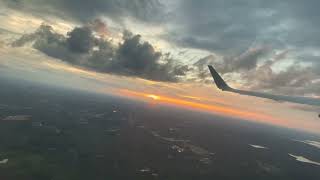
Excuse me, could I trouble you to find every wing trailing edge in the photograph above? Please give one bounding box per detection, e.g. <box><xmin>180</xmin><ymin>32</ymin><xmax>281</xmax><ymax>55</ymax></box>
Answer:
<box><xmin>208</xmin><ymin>65</ymin><xmax>320</xmax><ymax>107</ymax></box>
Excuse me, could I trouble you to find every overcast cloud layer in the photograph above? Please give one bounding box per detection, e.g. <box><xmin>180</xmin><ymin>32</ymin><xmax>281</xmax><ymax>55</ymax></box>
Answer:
<box><xmin>1</xmin><ymin>0</ymin><xmax>320</xmax><ymax>96</ymax></box>
<box><xmin>1</xmin><ymin>0</ymin><xmax>164</xmax><ymax>23</ymax></box>
<box><xmin>169</xmin><ymin>0</ymin><xmax>320</xmax><ymax>53</ymax></box>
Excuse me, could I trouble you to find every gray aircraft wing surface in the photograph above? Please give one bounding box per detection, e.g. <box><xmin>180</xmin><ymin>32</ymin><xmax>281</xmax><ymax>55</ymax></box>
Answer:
<box><xmin>208</xmin><ymin>65</ymin><xmax>320</xmax><ymax>107</ymax></box>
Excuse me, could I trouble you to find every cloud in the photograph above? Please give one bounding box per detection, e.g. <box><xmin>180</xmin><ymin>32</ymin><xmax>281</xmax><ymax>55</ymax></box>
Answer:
<box><xmin>12</xmin><ymin>24</ymin><xmax>79</xmax><ymax>63</ymax></box>
<box><xmin>66</xmin><ymin>27</ymin><xmax>95</xmax><ymax>53</ymax></box>
<box><xmin>89</xmin><ymin>19</ymin><xmax>109</xmax><ymax>37</ymax></box>
<box><xmin>193</xmin><ymin>55</ymin><xmax>216</xmax><ymax>70</ymax></box>
<box><xmin>193</xmin><ymin>46</ymin><xmax>271</xmax><ymax>80</ymax></box>
<box><xmin>1</xmin><ymin>0</ymin><xmax>165</xmax><ymax>23</ymax></box>
<box><xmin>11</xmin><ymin>23</ymin><xmax>188</xmax><ymax>82</ymax></box>
<box><xmin>240</xmin><ymin>53</ymin><xmax>320</xmax><ymax>96</ymax></box>
<box><xmin>165</xmin><ymin>0</ymin><xmax>268</xmax><ymax>54</ymax></box>
<box><xmin>107</xmin><ymin>33</ymin><xmax>185</xmax><ymax>82</ymax></box>
<box><xmin>162</xmin><ymin>0</ymin><xmax>320</xmax><ymax>56</ymax></box>
<box><xmin>241</xmin><ymin>55</ymin><xmax>320</xmax><ymax>97</ymax></box>
<box><xmin>223</xmin><ymin>46</ymin><xmax>271</xmax><ymax>73</ymax></box>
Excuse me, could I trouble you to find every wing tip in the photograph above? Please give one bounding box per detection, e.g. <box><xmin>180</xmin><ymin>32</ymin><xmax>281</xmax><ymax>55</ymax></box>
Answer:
<box><xmin>208</xmin><ymin>65</ymin><xmax>231</xmax><ymax>91</ymax></box>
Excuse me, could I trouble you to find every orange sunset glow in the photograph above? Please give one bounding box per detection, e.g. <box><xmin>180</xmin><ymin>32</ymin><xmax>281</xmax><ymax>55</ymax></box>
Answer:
<box><xmin>2</xmin><ymin>44</ymin><xmax>318</xmax><ymax>134</ymax></box>
<box><xmin>118</xmin><ymin>89</ymin><xmax>282</xmax><ymax>124</ymax></box>
<box><xmin>146</xmin><ymin>94</ymin><xmax>160</xmax><ymax>100</ymax></box>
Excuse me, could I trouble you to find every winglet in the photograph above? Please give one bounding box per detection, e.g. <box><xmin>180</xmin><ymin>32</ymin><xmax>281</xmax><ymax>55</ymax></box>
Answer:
<box><xmin>208</xmin><ymin>65</ymin><xmax>231</xmax><ymax>91</ymax></box>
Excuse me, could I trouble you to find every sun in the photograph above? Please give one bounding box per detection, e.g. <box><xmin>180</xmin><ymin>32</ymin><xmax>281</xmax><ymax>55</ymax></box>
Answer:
<box><xmin>146</xmin><ymin>94</ymin><xmax>160</xmax><ymax>100</ymax></box>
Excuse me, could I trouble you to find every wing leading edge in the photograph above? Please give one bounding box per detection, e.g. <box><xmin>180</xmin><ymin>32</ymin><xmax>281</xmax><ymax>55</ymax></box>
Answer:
<box><xmin>208</xmin><ymin>65</ymin><xmax>320</xmax><ymax>107</ymax></box>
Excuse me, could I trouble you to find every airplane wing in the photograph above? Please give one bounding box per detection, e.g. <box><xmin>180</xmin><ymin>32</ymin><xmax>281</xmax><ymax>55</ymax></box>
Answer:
<box><xmin>208</xmin><ymin>65</ymin><xmax>320</xmax><ymax>107</ymax></box>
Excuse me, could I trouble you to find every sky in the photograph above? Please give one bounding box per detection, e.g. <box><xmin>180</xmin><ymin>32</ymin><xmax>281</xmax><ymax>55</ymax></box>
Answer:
<box><xmin>0</xmin><ymin>0</ymin><xmax>319</xmax><ymax>134</ymax></box>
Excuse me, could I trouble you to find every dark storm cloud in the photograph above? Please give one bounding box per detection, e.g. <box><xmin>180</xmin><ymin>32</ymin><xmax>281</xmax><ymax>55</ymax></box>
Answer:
<box><xmin>167</xmin><ymin>1</ymin><xmax>266</xmax><ymax>54</ymax></box>
<box><xmin>106</xmin><ymin>33</ymin><xmax>185</xmax><ymax>82</ymax></box>
<box><xmin>1</xmin><ymin>0</ymin><xmax>164</xmax><ymax>22</ymax></box>
<box><xmin>167</xmin><ymin>0</ymin><xmax>320</xmax><ymax>53</ymax></box>
<box><xmin>12</xmin><ymin>24</ymin><xmax>187</xmax><ymax>82</ymax></box>
<box><xmin>12</xmin><ymin>24</ymin><xmax>86</xmax><ymax>63</ymax></box>
<box><xmin>66</xmin><ymin>27</ymin><xmax>95</xmax><ymax>53</ymax></box>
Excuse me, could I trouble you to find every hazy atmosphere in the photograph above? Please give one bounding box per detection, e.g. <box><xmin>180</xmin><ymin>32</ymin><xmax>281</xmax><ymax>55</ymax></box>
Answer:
<box><xmin>1</xmin><ymin>0</ymin><xmax>319</xmax><ymax>133</ymax></box>
<box><xmin>0</xmin><ymin>1</ymin><xmax>319</xmax><ymax>179</ymax></box>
